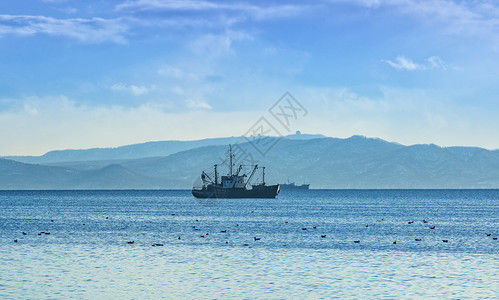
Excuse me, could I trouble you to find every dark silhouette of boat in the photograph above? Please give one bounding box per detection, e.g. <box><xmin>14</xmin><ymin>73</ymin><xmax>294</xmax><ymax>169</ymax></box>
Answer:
<box><xmin>192</xmin><ymin>145</ymin><xmax>280</xmax><ymax>199</ymax></box>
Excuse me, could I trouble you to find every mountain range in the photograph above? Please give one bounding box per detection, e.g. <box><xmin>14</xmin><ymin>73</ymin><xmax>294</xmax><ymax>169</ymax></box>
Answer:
<box><xmin>1</xmin><ymin>133</ymin><xmax>499</xmax><ymax>189</ymax></box>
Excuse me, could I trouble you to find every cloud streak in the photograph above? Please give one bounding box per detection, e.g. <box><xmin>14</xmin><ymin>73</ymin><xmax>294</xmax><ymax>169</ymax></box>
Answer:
<box><xmin>0</xmin><ymin>14</ymin><xmax>128</xmax><ymax>43</ymax></box>
<box><xmin>384</xmin><ymin>55</ymin><xmax>450</xmax><ymax>70</ymax></box>
<box><xmin>185</xmin><ymin>98</ymin><xmax>212</xmax><ymax>110</ymax></box>
<box><xmin>111</xmin><ymin>83</ymin><xmax>151</xmax><ymax>96</ymax></box>
<box><xmin>116</xmin><ymin>0</ymin><xmax>311</xmax><ymax>20</ymax></box>
<box><xmin>341</xmin><ymin>0</ymin><xmax>499</xmax><ymax>39</ymax></box>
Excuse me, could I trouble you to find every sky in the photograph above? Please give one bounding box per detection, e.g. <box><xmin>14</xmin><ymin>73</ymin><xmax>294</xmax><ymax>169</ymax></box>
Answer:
<box><xmin>1</xmin><ymin>0</ymin><xmax>499</xmax><ymax>155</ymax></box>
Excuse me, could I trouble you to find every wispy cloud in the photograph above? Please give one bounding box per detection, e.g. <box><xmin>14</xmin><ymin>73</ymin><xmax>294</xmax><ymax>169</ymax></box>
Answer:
<box><xmin>116</xmin><ymin>0</ymin><xmax>312</xmax><ymax>20</ymax></box>
<box><xmin>111</xmin><ymin>83</ymin><xmax>151</xmax><ymax>95</ymax></box>
<box><xmin>190</xmin><ymin>30</ymin><xmax>252</xmax><ymax>58</ymax></box>
<box><xmin>0</xmin><ymin>14</ymin><xmax>128</xmax><ymax>43</ymax></box>
<box><xmin>185</xmin><ymin>98</ymin><xmax>212</xmax><ymax>110</ymax></box>
<box><xmin>0</xmin><ymin>95</ymin><xmax>254</xmax><ymax>155</ymax></box>
<box><xmin>158</xmin><ymin>65</ymin><xmax>197</xmax><ymax>80</ymax></box>
<box><xmin>384</xmin><ymin>56</ymin><xmax>420</xmax><ymax>70</ymax></box>
<box><xmin>384</xmin><ymin>55</ymin><xmax>451</xmax><ymax>70</ymax></box>
<box><xmin>341</xmin><ymin>0</ymin><xmax>499</xmax><ymax>38</ymax></box>
<box><xmin>39</xmin><ymin>0</ymin><xmax>69</xmax><ymax>3</ymax></box>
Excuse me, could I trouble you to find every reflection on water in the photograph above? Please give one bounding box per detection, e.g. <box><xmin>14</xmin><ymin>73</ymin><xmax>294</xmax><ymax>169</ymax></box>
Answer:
<box><xmin>0</xmin><ymin>190</ymin><xmax>498</xmax><ymax>298</ymax></box>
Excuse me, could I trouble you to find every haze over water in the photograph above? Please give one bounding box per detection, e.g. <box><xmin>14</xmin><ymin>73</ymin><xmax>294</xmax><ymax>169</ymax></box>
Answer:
<box><xmin>1</xmin><ymin>189</ymin><xmax>497</xmax><ymax>298</ymax></box>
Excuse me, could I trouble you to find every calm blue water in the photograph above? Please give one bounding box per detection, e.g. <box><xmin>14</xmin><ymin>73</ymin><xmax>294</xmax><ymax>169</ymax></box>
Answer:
<box><xmin>1</xmin><ymin>190</ymin><xmax>498</xmax><ymax>298</ymax></box>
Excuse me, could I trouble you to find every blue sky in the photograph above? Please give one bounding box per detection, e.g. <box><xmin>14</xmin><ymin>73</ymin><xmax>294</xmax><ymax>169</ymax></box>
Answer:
<box><xmin>1</xmin><ymin>0</ymin><xmax>499</xmax><ymax>155</ymax></box>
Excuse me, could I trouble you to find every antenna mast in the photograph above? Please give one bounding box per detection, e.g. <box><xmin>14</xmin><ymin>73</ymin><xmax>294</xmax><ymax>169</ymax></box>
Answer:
<box><xmin>262</xmin><ymin>167</ymin><xmax>265</xmax><ymax>185</ymax></box>
<box><xmin>229</xmin><ymin>144</ymin><xmax>233</xmax><ymax>176</ymax></box>
<box><xmin>214</xmin><ymin>164</ymin><xmax>218</xmax><ymax>185</ymax></box>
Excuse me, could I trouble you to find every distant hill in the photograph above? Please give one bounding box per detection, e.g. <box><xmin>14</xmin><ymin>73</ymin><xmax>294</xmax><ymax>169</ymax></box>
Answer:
<box><xmin>3</xmin><ymin>133</ymin><xmax>325</xmax><ymax>164</ymax></box>
<box><xmin>0</xmin><ymin>159</ymin><xmax>161</xmax><ymax>190</ymax></box>
<box><xmin>2</xmin><ymin>136</ymin><xmax>246</xmax><ymax>164</ymax></box>
<box><xmin>1</xmin><ymin>134</ymin><xmax>499</xmax><ymax>189</ymax></box>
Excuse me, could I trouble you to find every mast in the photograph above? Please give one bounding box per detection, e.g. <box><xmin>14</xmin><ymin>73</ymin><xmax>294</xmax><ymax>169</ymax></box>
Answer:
<box><xmin>245</xmin><ymin>165</ymin><xmax>258</xmax><ymax>188</ymax></box>
<box><xmin>214</xmin><ymin>164</ymin><xmax>218</xmax><ymax>185</ymax></box>
<box><xmin>262</xmin><ymin>167</ymin><xmax>265</xmax><ymax>185</ymax></box>
<box><xmin>229</xmin><ymin>144</ymin><xmax>233</xmax><ymax>176</ymax></box>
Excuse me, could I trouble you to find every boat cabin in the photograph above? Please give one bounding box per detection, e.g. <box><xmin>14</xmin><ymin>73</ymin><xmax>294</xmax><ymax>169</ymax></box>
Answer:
<box><xmin>221</xmin><ymin>175</ymin><xmax>247</xmax><ymax>188</ymax></box>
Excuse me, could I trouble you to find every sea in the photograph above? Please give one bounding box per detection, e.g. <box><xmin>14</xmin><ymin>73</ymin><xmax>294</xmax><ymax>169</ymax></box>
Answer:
<box><xmin>0</xmin><ymin>189</ymin><xmax>497</xmax><ymax>299</ymax></box>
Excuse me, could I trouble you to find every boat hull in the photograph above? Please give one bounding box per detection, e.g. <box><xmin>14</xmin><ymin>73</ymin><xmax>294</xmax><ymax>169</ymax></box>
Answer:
<box><xmin>192</xmin><ymin>184</ymin><xmax>280</xmax><ymax>199</ymax></box>
<box><xmin>279</xmin><ymin>184</ymin><xmax>310</xmax><ymax>190</ymax></box>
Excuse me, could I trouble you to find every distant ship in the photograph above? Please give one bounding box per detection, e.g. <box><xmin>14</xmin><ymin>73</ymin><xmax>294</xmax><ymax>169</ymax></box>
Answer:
<box><xmin>279</xmin><ymin>178</ymin><xmax>310</xmax><ymax>190</ymax></box>
<box><xmin>192</xmin><ymin>145</ymin><xmax>280</xmax><ymax>199</ymax></box>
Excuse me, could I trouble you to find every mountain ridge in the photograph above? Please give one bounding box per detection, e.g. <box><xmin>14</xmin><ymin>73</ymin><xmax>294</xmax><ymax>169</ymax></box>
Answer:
<box><xmin>3</xmin><ymin>133</ymin><xmax>326</xmax><ymax>164</ymax></box>
<box><xmin>1</xmin><ymin>134</ymin><xmax>499</xmax><ymax>189</ymax></box>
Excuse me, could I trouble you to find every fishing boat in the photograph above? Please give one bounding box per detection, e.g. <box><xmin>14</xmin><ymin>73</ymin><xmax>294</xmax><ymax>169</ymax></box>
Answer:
<box><xmin>279</xmin><ymin>178</ymin><xmax>310</xmax><ymax>190</ymax></box>
<box><xmin>192</xmin><ymin>145</ymin><xmax>280</xmax><ymax>198</ymax></box>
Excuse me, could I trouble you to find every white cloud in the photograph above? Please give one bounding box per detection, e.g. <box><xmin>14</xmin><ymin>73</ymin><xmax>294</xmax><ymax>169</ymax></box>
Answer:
<box><xmin>2</xmin><ymin>87</ymin><xmax>499</xmax><ymax>156</ymax></box>
<box><xmin>426</xmin><ymin>56</ymin><xmax>445</xmax><ymax>69</ymax></box>
<box><xmin>342</xmin><ymin>0</ymin><xmax>499</xmax><ymax>39</ymax></box>
<box><xmin>111</xmin><ymin>83</ymin><xmax>151</xmax><ymax>95</ymax></box>
<box><xmin>384</xmin><ymin>55</ymin><xmax>452</xmax><ymax>71</ymax></box>
<box><xmin>384</xmin><ymin>56</ymin><xmax>420</xmax><ymax>70</ymax></box>
<box><xmin>158</xmin><ymin>65</ymin><xmax>197</xmax><ymax>80</ymax></box>
<box><xmin>185</xmin><ymin>98</ymin><xmax>211</xmax><ymax>110</ymax></box>
<box><xmin>292</xmin><ymin>85</ymin><xmax>499</xmax><ymax>150</ymax></box>
<box><xmin>190</xmin><ymin>30</ymin><xmax>253</xmax><ymax>58</ymax></box>
<box><xmin>116</xmin><ymin>0</ymin><xmax>220</xmax><ymax>11</ymax></box>
<box><xmin>39</xmin><ymin>0</ymin><xmax>69</xmax><ymax>3</ymax></box>
<box><xmin>0</xmin><ymin>14</ymin><xmax>128</xmax><ymax>43</ymax></box>
<box><xmin>0</xmin><ymin>96</ymin><xmax>255</xmax><ymax>155</ymax></box>
<box><xmin>116</xmin><ymin>0</ymin><xmax>312</xmax><ymax>20</ymax></box>
<box><xmin>40</xmin><ymin>0</ymin><xmax>69</xmax><ymax>3</ymax></box>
